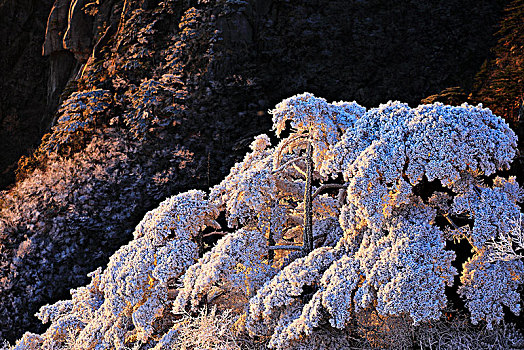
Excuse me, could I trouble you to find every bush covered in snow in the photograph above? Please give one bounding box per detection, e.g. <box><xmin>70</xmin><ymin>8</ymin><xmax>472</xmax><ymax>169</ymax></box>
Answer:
<box><xmin>11</xmin><ymin>93</ymin><xmax>524</xmax><ymax>349</ymax></box>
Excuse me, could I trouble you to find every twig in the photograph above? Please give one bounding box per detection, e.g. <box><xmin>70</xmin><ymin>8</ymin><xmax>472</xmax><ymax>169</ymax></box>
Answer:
<box><xmin>473</xmin><ymin>185</ymin><xmax>483</xmax><ymax>196</ymax></box>
<box><xmin>272</xmin><ymin>156</ymin><xmax>306</xmax><ymax>174</ymax></box>
<box><xmin>268</xmin><ymin>245</ymin><xmax>303</xmax><ymax>251</ymax></box>
<box><xmin>292</xmin><ymin>163</ymin><xmax>307</xmax><ymax>177</ymax></box>
<box><xmin>443</xmin><ymin>213</ymin><xmax>459</xmax><ymax>230</ymax></box>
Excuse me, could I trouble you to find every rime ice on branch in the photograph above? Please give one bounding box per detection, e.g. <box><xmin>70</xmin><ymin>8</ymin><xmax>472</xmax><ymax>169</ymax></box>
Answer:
<box><xmin>14</xmin><ymin>191</ymin><xmax>219</xmax><ymax>349</ymax></box>
<box><xmin>14</xmin><ymin>93</ymin><xmax>523</xmax><ymax>349</ymax></box>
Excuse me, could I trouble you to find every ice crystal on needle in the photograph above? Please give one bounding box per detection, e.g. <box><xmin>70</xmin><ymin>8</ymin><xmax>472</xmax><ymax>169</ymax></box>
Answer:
<box><xmin>459</xmin><ymin>248</ymin><xmax>524</xmax><ymax>328</ymax></box>
<box><xmin>173</xmin><ymin>228</ymin><xmax>275</xmax><ymax>313</ymax></box>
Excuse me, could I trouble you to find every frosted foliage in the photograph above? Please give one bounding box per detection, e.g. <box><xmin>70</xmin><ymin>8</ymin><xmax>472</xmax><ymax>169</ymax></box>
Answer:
<box><xmin>244</xmin><ymin>96</ymin><xmax>520</xmax><ymax>348</ymax></box>
<box><xmin>271</xmin><ymin>93</ymin><xmax>365</xmax><ymax>176</ymax></box>
<box><xmin>14</xmin><ymin>94</ymin><xmax>523</xmax><ymax>349</ymax></box>
<box><xmin>134</xmin><ymin>190</ymin><xmax>219</xmax><ymax>245</ymax></box>
<box><xmin>12</xmin><ymin>333</ymin><xmax>42</xmax><ymax>350</ymax></box>
<box><xmin>335</xmin><ymin>102</ymin><xmax>517</xmax><ymax>233</ymax></box>
<box><xmin>15</xmin><ymin>191</ymin><xmax>217</xmax><ymax>349</ymax></box>
<box><xmin>270</xmin><ymin>254</ymin><xmax>361</xmax><ymax>349</ymax></box>
<box><xmin>45</xmin><ymin>89</ymin><xmax>112</xmax><ymax>153</ymax></box>
<box><xmin>486</xmin><ymin>212</ymin><xmax>524</xmax><ymax>262</ymax></box>
<box><xmin>271</xmin><ymin>93</ymin><xmax>364</xmax><ymax>137</ymax></box>
<box><xmin>343</xmin><ymin>140</ymin><xmax>411</xmax><ymax>232</ymax></box>
<box><xmin>354</xmin><ymin>207</ymin><xmax>456</xmax><ymax>324</ymax></box>
<box><xmin>334</xmin><ymin>102</ymin><xmax>516</xmax><ymax>185</ymax></box>
<box><xmin>26</xmin><ymin>268</ymin><xmax>104</xmax><ymax>349</ymax></box>
<box><xmin>246</xmin><ymin>248</ymin><xmax>337</xmax><ymax>339</ymax></box>
<box><xmin>210</xmin><ymin>134</ymin><xmax>277</xmax><ymax>228</ymax></box>
<box><xmin>250</xmin><ymin>134</ymin><xmax>271</xmax><ymax>152</ymax></box>
<box><xmin>174</xmin><ymin>228</ymin><xmax>275</xmax><ymax>312</ymax></box>
<box><xmin>251</xmin><ymin>207</ymin><xmax>456</xmax><ymax>349</ymax></box>
<box><xmin>312</xmin><ymin>217</ymin><xmax>343</xmax><ymax>248</ymax></box>
<box><xmin>453</xmin><ymin>176</ymin><xmax>523</xmax><ymax>249</ymax></box>
<box><xmin>316</xmin><ymin>255</ymin><xmax>361</xmax><ymax>329</ymax></box>
<box><xmin>459</xmin><ymin>249</ymin><xmax>524</xmax><ymax>328</ymax></box>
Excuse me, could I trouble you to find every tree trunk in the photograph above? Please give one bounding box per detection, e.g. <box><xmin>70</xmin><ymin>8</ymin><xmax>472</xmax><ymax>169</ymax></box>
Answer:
<box><xmin>302</xmin><ymin>140</ymin><xmax>313</xmax><ymax>256</ymax></box>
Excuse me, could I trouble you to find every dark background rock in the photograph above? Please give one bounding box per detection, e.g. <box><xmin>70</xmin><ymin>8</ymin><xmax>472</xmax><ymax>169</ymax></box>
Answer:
<box><xmin>0</xmin><ymin>0</ymin><xmax>506</xmax><ymax>190</ymax></box>
<box><xmin>42</xmin><ymin>0</ymin><xmax>70</xmax><ymax>56</ymax></box>
<box><xmin>62</xmin><ymin>0</ymin><xmax>94</xmax><ymax>61</ymax></box>
<box><xmin>0</xmin><ymin>0</ymin><xmax>54</xmax><ymax>190</ymax></box>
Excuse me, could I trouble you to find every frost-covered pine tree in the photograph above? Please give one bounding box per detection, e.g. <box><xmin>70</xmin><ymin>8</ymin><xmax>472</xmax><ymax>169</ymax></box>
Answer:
<box><xmin>12</xmin><ymin>93</ymin><xmax>524</xmax><ymax>349</ymax></box>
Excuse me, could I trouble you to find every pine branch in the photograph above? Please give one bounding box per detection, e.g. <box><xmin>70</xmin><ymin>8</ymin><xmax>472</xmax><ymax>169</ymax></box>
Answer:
<box><xmin>268</xmin><ymin>245</ymin><xmax>303</xmax><ymax>251</ymax></box>
<box><xmin>312</xmin><ymin>183</ymin><xmax>347</xmax><ymax>199</ymax></box>
<box><xmin>272</xmin><ymin>156</ymin><xmax>306</xmax><ymax>174</ymax></box>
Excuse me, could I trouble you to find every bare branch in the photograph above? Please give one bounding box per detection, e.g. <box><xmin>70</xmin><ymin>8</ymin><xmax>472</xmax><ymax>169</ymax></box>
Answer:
<box><xmin>312</xmin><ymin>183</ymin><xmax>348</xmax><ymax>199</ymax></box>
<box><xmin>268</xmin><ymin>245</ymin><xmax>303</xmax><ymax>251</ymax></box>
<box><xmin>272</xmin><ymin>156</ymin><xmax>307</xmax><ymax>174</ymax></box>
<box><xmin>292</xmin><ymin>163</ymin><xmax>307</xmax><ymax>177</ymax></box>
<box><xmin>442</xmin><ymin>213</ymin><xmax>459</xmax><ymax>230</ymax></box>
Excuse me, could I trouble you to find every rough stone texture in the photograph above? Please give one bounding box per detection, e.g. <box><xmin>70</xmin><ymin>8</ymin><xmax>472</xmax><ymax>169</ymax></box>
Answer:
<box><xmin>0</xmin><ymin>0</ymin><xmax>54</xmax><ymax>190</ymax></box>
<box><xmin>42</xmin><ymin>0</ymin><xmax>70</xmax><ymax>56</ymax></box>
<box><xmin>46</xmin><ymin>52</ymin><xmax>77</xmax><ymax>113</ymax></box>
<box><xmin>42</xmin><ymin>0</ymin><xmax>78</xmax><ymax>111</ymax></box>
<box><xmin>63</xmin><ymin>0</ymin><xmax>94</xmax><ymax>61</ymax></box>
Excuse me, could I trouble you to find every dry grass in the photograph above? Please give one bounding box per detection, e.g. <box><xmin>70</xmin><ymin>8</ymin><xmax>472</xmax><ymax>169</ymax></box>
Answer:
<box><xmin>416</xmin><ymin>317</ymin><xmax>524</xmax><ymax>350</ymax></box>
<box><xmin>352</xmin><ymin>308</ymin><xmax>414</xmax><ymax>349</ymax></box>
<box><xmin>171</xmin><ymin>306</ymin><xmax>241</xmax><ymax>350</ymax></box>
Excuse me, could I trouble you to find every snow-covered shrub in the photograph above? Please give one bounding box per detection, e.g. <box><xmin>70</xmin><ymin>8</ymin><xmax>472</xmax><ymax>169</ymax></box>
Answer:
<box><xmin>12</xmin><ymin>190</ymin><xmax>218</xmax><ymax>349</ymax></box>
<box><xmin>0</xmin><ymin>130</ymin><xmax>195</xmax><ymax>342</ymax></box>
<box><xmin>14</xmin><ymin>93</ymin><xmax>523</xmax><ymax>349</ymax></box>
<box><xmin>44</xmin><ymin>89</ymin><xmax>112</xmax><ymax>154</ymax></box>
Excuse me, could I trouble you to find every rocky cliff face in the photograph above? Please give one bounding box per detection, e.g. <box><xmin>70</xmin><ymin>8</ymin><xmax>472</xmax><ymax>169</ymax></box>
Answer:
<box><xmin>0</xmin><ymin>0</ymin><xmax>120</xmax><ymax>190</ymax></box>
<box><xmin>0</xmin><ymin>0</ymin><xmax>53</xmax><ymax>189</ymax></box>
<box><xmin>0</xmin><ymin>0</ymin><xmax>510</xmax><ymax>342</ymax></box>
